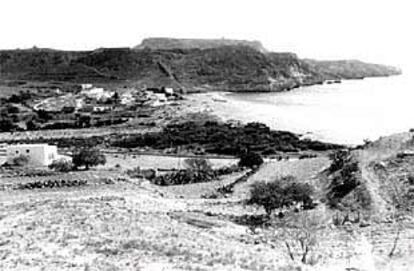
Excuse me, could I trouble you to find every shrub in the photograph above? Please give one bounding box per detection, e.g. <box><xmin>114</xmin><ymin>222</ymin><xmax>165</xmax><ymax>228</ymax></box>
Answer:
<box><xmin>238</xmin><ymin>151</ymin><xmax>264</xmax><ymax>169</ymax></box>
<box><xmin>49</xmin><ymin>159</ymin><xmax>74</xmax><ymax>172</ymax></box>
<box><xmin>248</xmin><ymin>176</ymin><xmax>315</xmax><ymax>215</ymax></box>
<box><xmin>12</xmin><ymin>155</ymin><xmax>30</xmax><ymax>167</ymax></box>
<box><xmin>72</xmin><ymin>148</ymin><xmax>106</xmax><ymax>170</ymax></box>
<box><xmin>328</xmin><ymin>149</ymin><xmax>352</xmax><ymax>173</ymax></box>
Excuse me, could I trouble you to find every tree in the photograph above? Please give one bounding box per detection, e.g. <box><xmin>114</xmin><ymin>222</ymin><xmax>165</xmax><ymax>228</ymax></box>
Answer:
<box><xmin>248</xmin><ymin>176</ymin><xmax>315</xmax><ymax>216</ymax></box>
<box><xmin>184</xmin><ymin>158</ymin><xmax>212</xmax><ymax>173</ymax></box>
<box><xmin>238</xmin><ymin>151</ymin><xmax>263</xmax><ymax>169</ymax></box>
<box><xmin>49</xmin><ymin>159</ymin><xmax>74</xmax><ymax>172</ymax></box>
<box><xmin>277</xmin><ymin>210</ymin><xmax>327</xmax><ymax>264</ymax></box>
<box><xmin>72</xmin><ymin>148</ymin><xmax>106</xmax><ymax>170</ymax></box>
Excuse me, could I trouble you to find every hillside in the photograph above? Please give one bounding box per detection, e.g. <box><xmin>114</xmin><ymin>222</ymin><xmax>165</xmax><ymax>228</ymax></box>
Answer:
<box><xmin>0</xmin><ymin>39</ymin><xmax>401</xmax><ymax>92</ymax></box>
<box><xmin>305</xmin><ymin>59</ymin><xmax>402</xmax><ymax>79</ymax></box>
<box><xmin>321</xmin><ymin>132</ymin><xmax>414</xmax><ymax>217</ymax></box>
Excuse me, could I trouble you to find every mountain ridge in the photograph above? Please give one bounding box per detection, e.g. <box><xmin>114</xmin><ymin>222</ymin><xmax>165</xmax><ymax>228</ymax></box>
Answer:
<box><xmin>0</xmin><ymin>38</ymin><xmax>401</xmax><ymax>92</ymax></box>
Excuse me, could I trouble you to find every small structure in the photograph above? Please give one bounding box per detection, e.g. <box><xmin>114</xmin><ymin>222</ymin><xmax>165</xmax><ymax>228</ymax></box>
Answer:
<box><xmin>3</xmin><ymin>144</ymin><xmax>69</xmax><ymax>167</ymax></box>
<box><xmin>163</xmin><ymin>87</ymin><xmax>174</xmax><ymax>96</ymax></box>
<box><xmin>81</xmin><ymin>84</ymin><xmax>93</xmax><ymax>90</ymax></box>
<box><xmin>80</xmin><ymin>88</ymin><xmax>114</xmax><ymax>100</ymax></box>
<box><xmin>120</xmin><ymin>93</ymin><xmax>135</xmax><ymax>105</ymax></box>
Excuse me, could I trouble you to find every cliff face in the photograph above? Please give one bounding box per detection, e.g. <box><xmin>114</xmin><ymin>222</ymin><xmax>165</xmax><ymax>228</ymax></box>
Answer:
<box><xmin>0</xmin><ymin>40</ymin><xmax>401</xmax><ymax>92</ymax></box>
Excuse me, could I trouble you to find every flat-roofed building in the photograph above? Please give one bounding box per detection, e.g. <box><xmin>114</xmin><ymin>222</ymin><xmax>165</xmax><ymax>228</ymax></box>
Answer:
<box><xmin>4</xmin><ymin>144</ymin><xmax>67</xmax><ymax>167</ymax></box>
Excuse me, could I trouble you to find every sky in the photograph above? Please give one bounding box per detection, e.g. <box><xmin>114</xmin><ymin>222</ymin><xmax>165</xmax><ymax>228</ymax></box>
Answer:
<box><xmin>0</xmin><ymin>0</ymin><xmax>412</xmax><ymax>73</ymax></box>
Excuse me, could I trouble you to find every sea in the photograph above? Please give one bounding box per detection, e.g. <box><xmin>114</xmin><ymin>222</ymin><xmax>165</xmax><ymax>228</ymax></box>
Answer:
<box><xmin>211</xmin><ymin>74</ymin><xmax>413</xmax><ymax>146</ymax></box>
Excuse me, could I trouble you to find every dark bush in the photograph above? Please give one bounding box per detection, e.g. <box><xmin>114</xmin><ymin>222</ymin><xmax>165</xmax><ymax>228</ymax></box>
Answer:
<box><xmin>326</xmin><ymin>150</ymin><xmax>361</xmax><ymax>208</ymax></box>
<box><xmin>49</xmin><ymin>159</ymin><xmax>74</xmax><ymax>172</ymax></box>
<box><xmin>111</xmin><ymin>121</ymin><xmax>342</xmax><ymax>156</ymax></box>
<box><xmin>238</xmin><ymin>151</ymin><xmax>263</xmax><ymax>169</ymax></box>
<box><xmin>328</xmin><ymin>149</ymin><xmax>352</xmax><ymax>173</ymax></box>
<box><xmin>12</xmin><ymin>155</ymin><xmax>30</xmax><ymax>167</ymax></box>
<box><xmin>72</xmin><ymin>148</ymin><xmax>106</xmax><ymax>170</ymax></box>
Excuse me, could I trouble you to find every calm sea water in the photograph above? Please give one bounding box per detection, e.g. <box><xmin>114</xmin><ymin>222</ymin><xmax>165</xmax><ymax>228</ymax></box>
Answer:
<box><xmin>221</xmin><ymin>75</ymin><xmax>413</xmax><ymax>145</ymax></box>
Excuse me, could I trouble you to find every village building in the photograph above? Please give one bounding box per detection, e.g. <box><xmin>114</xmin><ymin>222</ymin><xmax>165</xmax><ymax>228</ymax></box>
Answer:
<box><xmin>1</xmin><ymin>144</ymin><xmax>70</xmax><ymax>167</ymax></box>
<box><xmin>81</xmin><ymin>83</ymin><xmax>93</xmax><ymax>90</ymax></box>
<box><xmin>80</xmin><ymin>88</ymin><xmax>114</xmax><ymax>101</ymax></box>
<box><xmin>120</xmin><ymin>93</ymin><xmax>135</xmax><ymax>105</ymax></box>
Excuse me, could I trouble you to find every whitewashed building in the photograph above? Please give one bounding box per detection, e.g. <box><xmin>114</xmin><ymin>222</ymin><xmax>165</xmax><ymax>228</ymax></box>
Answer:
<box><xmin>2</xmin><ymin>144</ymin><xmax>68</xmax><ymax>167</ymax></box>
<box><xmin>81</xmin><ymin>83</ymin><xmax>93</xmax><ymax>90</ymax></box>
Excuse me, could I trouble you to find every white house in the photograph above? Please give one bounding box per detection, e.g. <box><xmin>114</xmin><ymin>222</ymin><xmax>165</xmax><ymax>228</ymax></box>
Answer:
<box><xmin>164</xmin><ymin>87</ymin><xmax>174</xmax><ymax>95</ymax></box>
<box><xmin>4</xmin><ymin>144</ymin><xmax>69</xmax><ymax>167</ymax></box>
<box><xmin>81</xmin><ymin>83</ymin><xmax>93</xmax><ymax>90</ymax></box>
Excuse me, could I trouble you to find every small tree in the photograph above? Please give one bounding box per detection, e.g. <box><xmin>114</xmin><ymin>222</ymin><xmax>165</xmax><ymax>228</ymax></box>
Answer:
<box><xmin>277</xmin><ymin>210</ymin><xmax>327</xmax><ymax>264</ymax></box>
<box><xmin>49</xmin><ymin>159</ymin><xmax>74</xmax><ymax>172</ymax></box>
<box><xmin>238</xmin><ymin>151</ymin><xmax>263</xmax><ymax>169</ymax></box>
<box><xmin>184</xmin><ymin>158</ymin><xmax>212</xmax><ymax>173</ymax></box>
<box><xmin>248</xmin><ymin>176</ymin><xmax>315</xmax><ymax>216</ymax></box>
<box><xmin>72</xmin><ymin>148</ymin><xmax>106</xmax><ymax>170</ymax></box>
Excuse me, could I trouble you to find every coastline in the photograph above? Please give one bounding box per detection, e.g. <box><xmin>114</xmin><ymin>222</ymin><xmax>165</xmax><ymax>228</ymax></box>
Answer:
<box><xmin>184</xmin><ymin>75</ymin><xmax>410</xmax><ymax>147</ymax></box>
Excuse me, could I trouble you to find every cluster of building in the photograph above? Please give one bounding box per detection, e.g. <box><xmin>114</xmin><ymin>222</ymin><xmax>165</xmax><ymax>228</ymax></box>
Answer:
<box><xmin>33</xmin><ymin>84</ymin><xmax>180</xmax><ymax>114</ymax></box>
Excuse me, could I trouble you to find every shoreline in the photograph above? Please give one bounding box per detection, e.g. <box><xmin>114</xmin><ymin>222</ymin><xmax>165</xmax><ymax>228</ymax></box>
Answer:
<box><xmin>183</xmin><ymin>75</ymin><xmax>409</xmax><ymax>147</ymax></box>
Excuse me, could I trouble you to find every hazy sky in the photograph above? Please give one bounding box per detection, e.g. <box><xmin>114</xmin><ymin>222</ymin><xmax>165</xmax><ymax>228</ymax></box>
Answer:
<box><xmin>0</xmin><ymin>0</ymin><xmax>412</xmax><ymax>72</ymax></box>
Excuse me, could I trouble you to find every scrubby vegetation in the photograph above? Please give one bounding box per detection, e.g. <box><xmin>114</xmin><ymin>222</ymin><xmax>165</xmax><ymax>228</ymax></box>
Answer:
<box><xmin>247</xmin><ymin>176</ymin><xmax>315</xmax><ymax>215</ymax></box>
<box><xmin>49</xmin><ymin>159</ymin><xmax>74</xmax><ymax>172</ymax></box>
<box><xmin>326</xmin><ymin>150</ymin><xmax>368</xmax><ymax>209</ymax></box>
<box><xmin>15</xmin><ymin>179</ymin><xmax>88</xmax><ymax>190</ymax></box>
<box><xmin>151</xmin><ymin>158</ymin><xmax>241</xmax><ymax>186</ymax></box>
<box><xmin>112</xmin><ymin>121</ymin><xmax>342</xmax><ymax>156</ymax></box>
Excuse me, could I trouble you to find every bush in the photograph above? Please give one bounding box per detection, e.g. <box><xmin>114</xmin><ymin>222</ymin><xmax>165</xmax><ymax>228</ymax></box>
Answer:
<box><xmin>72</xmin><ymin>148</ymin><xmax>106</xmax><ymax>170</ymax></box>
<box><xmin>248</xmin><ymin>176</ymin><xmax>315</xmax><ymax>215</ymax></box>
<box><xmin>238</xmin><ymin>151</ymin><xmax>264</xmax><ymax>169</ymax></box>
<box><xmin>328</xmin><ymin>149</ymin><xmax>352</xmax><ymax>173</ymax></box>
<box><xmin>151</xmin><ymin>169</ymin><xmax>216</xmax><ymax>186</ymax></box>
<box><xmin>49</xmin><ymin>159</ymin><xmax>74</xmax><ymax>172</ymax></box>
<box><xmin>12</xmin><ymin>155</ymin><xmax>30</xmax><ymax>167</ymax></box>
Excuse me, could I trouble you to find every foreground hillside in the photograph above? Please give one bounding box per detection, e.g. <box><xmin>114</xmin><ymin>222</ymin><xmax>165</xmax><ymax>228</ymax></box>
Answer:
<box><xmin>1</xmin><ymin>131</ymin><xmax>414</xmax><ymax>270</ymax></box>
<box><xmin>0</xmin><ymin>38</ymin><xmax>401</xmax><ymax>92</ymax></box>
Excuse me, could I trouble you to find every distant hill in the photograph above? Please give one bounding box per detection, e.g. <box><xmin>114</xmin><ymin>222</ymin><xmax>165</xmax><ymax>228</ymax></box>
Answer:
<box><xmin>304</xmin><ymin>59</ymin><xmax>402</xmax><ymax>79</ymax></box>
<box><xmin>0</xmin><ymin>39</ymin><xmax>401</xmax><ymax>92</ymax></box>
<box><xmin>134</xmin><ymin>38</ymin><xmax>268</xmax><ymax>53</ymax></box>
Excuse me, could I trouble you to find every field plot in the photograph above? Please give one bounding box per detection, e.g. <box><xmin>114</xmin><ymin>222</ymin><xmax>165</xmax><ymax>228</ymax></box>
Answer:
<box><xmin>103</xmin><ymin>153</ymin><xmax>238</xmax><ymax>170</ymax></box>
<box><xmin>232</xmin><ymin>157</ymin><xmax>330</xmax><ymax>198</ymax></box>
